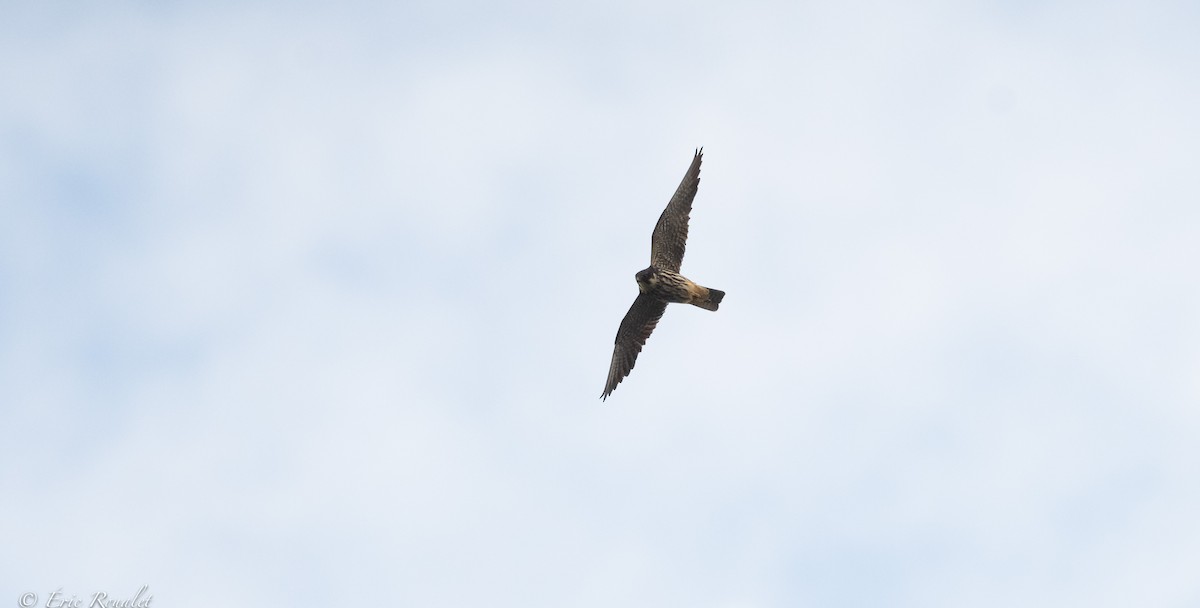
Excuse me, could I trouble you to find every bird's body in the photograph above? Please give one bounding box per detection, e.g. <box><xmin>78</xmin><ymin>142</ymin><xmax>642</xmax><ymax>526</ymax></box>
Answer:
<box><xmin>636</xmin><ymin>266</ymin><xmax>724</xmax><ymax>310</ymax></box>
<box><xmin>601</xmin><ymin>148</ymin><xmax>725</xmax><ymax>401</ymax></box>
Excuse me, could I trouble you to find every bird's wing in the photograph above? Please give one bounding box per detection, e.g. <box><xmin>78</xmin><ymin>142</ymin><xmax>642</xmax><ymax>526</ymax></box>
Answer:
<box><xmin>601</xmin><ymin>293</ymin><xmax>669</xmax><ymax>400</ymax></box>
<box><xmin>650</xmin><ymin>148</ymin><xmax>703</xmax><ymax>272</ymax></box>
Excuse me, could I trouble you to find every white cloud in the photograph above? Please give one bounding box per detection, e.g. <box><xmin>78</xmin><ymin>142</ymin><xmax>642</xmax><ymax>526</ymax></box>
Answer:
<box><xmin>3</xmin><ymin>1</ymin><xmax>1200</xmax><ymax>606</ymax></box>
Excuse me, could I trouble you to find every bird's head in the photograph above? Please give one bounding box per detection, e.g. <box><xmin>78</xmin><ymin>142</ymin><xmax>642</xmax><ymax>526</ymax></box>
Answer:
<box><xmin>635</xmin><ymin>267</ymin><xmax>657</xmax><ymax>291</ymax></box>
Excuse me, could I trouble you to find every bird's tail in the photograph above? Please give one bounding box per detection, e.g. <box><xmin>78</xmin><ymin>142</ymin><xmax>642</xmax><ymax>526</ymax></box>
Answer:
<box><xmin>691</xmin><ymin>287</ymin><xmax>725</xmax><ymax>311</ymax></box>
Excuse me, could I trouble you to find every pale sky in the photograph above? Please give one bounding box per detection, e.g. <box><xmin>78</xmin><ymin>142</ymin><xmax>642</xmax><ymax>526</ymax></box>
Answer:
<box><xmin>3</xmin><ymin>1</ymin><xmax>1200</xmax><ymax>606</ymax></box>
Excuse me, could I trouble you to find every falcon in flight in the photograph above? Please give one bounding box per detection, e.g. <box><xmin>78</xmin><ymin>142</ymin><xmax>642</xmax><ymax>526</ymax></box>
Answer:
<box><xmin>601</xmin><ymin>148</ymin><xmax>725</xmax><ymax>401</ymax></box>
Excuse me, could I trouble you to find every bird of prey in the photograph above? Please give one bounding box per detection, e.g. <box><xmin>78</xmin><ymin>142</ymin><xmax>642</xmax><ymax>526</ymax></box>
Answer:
<box><xmin>601</xmin><ymin>148</ymin><xmax>725</xmax><ymax>401</ymax></box>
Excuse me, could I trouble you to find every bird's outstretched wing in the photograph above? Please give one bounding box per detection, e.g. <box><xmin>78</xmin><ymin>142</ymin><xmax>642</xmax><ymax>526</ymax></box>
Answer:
<box><xmin>601</xmin><ymin>293</ymin><xmax>668</xmax><ymax>401</ymax></box>
<box><xmin>650</xmin><ymin>148</ymin><xmax>703</xmax><ymax>272</ymax></box>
